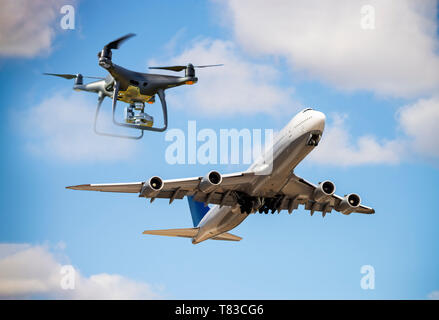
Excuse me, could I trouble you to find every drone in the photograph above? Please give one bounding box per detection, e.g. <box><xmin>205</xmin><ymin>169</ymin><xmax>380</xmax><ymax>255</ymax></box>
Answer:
<box><xmin>44</xmin><ymin>33</ymin><xmax>222</xmax><ymax>139</ymax></box>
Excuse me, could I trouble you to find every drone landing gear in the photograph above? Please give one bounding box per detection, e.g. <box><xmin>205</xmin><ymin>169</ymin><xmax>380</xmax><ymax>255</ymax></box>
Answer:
<box><xmin>93</xmin><ymin>83</ymin><xmax>168</xmax><ymax>140</ymax></box>
<box><xmin>94</xmin><ymin>92</ymin><xmax>144</xmax><ymax>139</ymax></box>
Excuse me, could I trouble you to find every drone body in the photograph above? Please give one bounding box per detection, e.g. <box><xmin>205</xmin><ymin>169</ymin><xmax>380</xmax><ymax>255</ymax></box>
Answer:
<box><xmin>45</xmin><ymin>33</ymin><xmax>222</xmax><ymax>139</ymax></box>
<box><xmin>99</xmin><ymin>61</ymin><xmax>198</xmax><ymax>105</ymax></box>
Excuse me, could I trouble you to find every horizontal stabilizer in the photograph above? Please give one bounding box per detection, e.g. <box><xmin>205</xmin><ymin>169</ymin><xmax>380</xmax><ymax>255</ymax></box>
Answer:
<box><xmin>142</xmin><ymin>228</ymin><xmax>199</xmax><ymax>238</ymax></box>
<box><xmin>212</xmin><ymin>232</ymin><xmax>242</xmax><ymax>241</ymax></box>
<box><xmin>142</xmin><ymin>228</ymin><xmax>242</xmax><ymax>242</ymax></box>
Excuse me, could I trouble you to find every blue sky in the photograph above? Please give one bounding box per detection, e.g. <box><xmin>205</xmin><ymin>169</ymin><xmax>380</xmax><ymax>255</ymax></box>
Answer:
<box><xmin>0</xmin><ymin>0</ymin><xmax>438</xmax><ymax>299</ymax></box>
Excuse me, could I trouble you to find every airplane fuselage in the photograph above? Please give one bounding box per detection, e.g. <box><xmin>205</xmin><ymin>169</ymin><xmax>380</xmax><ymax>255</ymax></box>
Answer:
<box><xmin>193</xmin><ymin>109</ymin><xmax>326</xmax><ymax>244</ymax></box>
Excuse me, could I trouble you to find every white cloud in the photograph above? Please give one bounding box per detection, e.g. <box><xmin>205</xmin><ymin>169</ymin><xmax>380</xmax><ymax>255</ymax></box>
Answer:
<box><xmin>308</xmin><ymin>94</ymin><xmax>439</xmax><ymax>166</ymax></box>
<box><xmin>163</xmin><ymin>28</ymin><xmax>187</xmax><ymax>54</ymax></box>
<box><xmin>0</xmin><ymin>243</ymin><xmax>161</xmax><ymax>299</ymax></box>
<box><xmin>150</xmin><ymin>38</ymin><xmax>297</xmax><ymax>116</ymax></box>
<box><xmin>216</xmin><ymin>0</ymin><xmax>439</xmax><ymax>166</ymax></box>
<box><xmin>398</xmin><ymin>96</ymin><xmax>439</xmax><ymax>159</ymax></box>
<box><xmin>428</xmin><ymin>291</ymin><xmax>439</xmax><ymax>300</ymax></box>
<box><xmin>221</xmin><ymin>0</ymin><xmax>439</xmax><ymax>97</ymax></box>
<box><xmin>21</xmin><ymin>92</ymin><xmax>137</xmax><ymax>163</ymax></box>
<box><xmin>0</xmin><ymin>0</ymin><xmax>70</xmax><ymax>57</ymax></box>
<box><xmin>308</xmin><ymin>113</ymin><xmax>404</xmax><ymax>166</ymax></box>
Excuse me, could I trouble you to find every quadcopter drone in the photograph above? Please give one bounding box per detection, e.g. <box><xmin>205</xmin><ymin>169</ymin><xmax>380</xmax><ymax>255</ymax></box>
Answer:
<box><xmin>44</xmin><ymin>33</ymin><xmax>222</xmax><ymax>139</ymax></box>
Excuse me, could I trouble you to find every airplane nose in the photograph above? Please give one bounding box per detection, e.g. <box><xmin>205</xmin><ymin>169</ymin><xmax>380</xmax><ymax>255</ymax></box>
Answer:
<box><xmin>312</xmin><ymin>111</ymin><xmax>325</xmax><ymax>132</ymax></box>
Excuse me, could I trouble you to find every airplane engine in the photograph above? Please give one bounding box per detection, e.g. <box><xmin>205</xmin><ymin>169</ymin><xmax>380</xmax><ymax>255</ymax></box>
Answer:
<box><xmin>313</xmin><ymin>180</ymin><xmax>336</xmax><ymax>202</ymax></box>
<box><xmin>198</xmin><ymin>171</ymin><xmax>222</xmax><ymax>193</ymax></box>
<box><xmin>337</xmin><ymin>193</ymin><xmax>361</xmax><ymax>215</ymax></box>
<box><xmin>141</xmin><ymin>176</ymin><xmax>163</xmax><ymax>197</ymax></box>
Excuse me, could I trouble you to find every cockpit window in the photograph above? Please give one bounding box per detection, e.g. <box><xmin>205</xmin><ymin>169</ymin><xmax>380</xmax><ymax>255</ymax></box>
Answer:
<box><xmin>302</xmin><ymin>108</ymin><xmax>313</xmax><ymax>113</ymax></box>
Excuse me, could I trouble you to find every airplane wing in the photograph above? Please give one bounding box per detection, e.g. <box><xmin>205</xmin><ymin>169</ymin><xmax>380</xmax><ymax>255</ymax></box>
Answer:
<box><xmin>67</xmin><ymin>171</ymin><xmax>257</xmax><ymax>206</ymax></box>
<box><xmin>67</xmin><ymin>171</ymin><xmax>374</xmax><ymax>215</ymax></box>
<box><xmin>278</xmin><ymin>174</ymin><xmax>375</xmax><ymax>215</ymax></box>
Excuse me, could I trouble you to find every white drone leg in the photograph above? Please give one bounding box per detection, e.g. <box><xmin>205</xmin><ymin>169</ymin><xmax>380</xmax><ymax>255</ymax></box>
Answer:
<box><xmin>93</xmin><ymin>87</ymin><xmax>143</xmax><ymax>140</ymax></box>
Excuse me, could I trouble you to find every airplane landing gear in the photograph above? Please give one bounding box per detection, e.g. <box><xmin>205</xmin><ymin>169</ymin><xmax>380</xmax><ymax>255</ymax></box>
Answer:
<box><xmin>238</xmin><ymin>196</ymin><xmax>264</xmax><ymax>214</ymax></box>
<box><xmin>307</xmin><ymin>132</ymin><xmax>321</xmax><ymax>146</ymax></box>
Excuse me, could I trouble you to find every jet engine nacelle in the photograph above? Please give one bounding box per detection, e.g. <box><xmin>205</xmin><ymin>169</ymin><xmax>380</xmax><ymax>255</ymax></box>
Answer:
<box><xmin>337</xmin><ymin>193</ymin><xmax>361</xmax><ymax>215</ymax></box>
<box><xmin>141</xmin><ymin>176</ymin><xmax>163</xmax><ymax>197</ymax></box>
<box><xmin>198</xmin><ymin>171</ymin><xmax>222</xmax><ymax>193</ymax></box>
<box><xmin>313</xmin><ymin>180</ymin><xmax>336</xmax><ymax>202</ymax></box>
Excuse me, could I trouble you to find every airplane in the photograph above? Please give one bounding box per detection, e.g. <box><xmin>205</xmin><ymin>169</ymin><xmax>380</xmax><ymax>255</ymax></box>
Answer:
<box><xmin>44</xmin><ymin>33</ymin><xmax>222</xmax><ymax>139</ymax></box>
<box><xmin>67</xmin><ymin>108</ymin><xmax>375</xmax><ymax>244</ymax></box>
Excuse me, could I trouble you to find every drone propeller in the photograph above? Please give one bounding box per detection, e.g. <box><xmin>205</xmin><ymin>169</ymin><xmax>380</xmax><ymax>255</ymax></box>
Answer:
<box><xmin>104</xmin><ymin>33</ymin><xmax>136</xmax><ymax>50</ymax></box>
<box><xmin>149</xmin><ymin>64</ymin><xmax>223</xmax><ymax>72</ymax></box>
<box><xmin>98</xmin><ymin>33</ymin><xmax>136</xmax><ymax>62</ymax></box>
<box><xmin>43</xmin><ymin>73</ymin><xmax>105</xmax><ymax>80</ymax></box>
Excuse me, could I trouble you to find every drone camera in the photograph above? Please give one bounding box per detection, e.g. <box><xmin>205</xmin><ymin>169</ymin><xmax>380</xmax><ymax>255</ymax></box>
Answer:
<box><xmin>124</xmin><ymin>103</ymin><xmax>154</xmax><ymax>128</ymax></box>
<box><xmin>134</xmin><ymin>102</ymin><xmax>144</xmax><ymax>111</ymax></box>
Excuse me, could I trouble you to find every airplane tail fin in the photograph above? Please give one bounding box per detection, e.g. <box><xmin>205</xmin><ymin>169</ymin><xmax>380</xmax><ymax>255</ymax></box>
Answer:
<box><xmin>187</xmin><ymin>196</ymin><xmax>210</xmax><ymax>227</ymax></box>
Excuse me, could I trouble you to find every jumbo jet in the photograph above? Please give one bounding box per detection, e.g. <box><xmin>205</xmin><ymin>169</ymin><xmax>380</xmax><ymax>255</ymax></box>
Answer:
<box><xmin>67</xmin><ymin>108</ymin><xmax>375</xmax><ymax>244</ymax></box>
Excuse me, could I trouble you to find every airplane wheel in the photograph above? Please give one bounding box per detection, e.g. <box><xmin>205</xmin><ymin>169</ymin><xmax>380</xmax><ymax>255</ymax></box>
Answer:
<box><xmin>240</xmin><ymin>204</ymin><xmax>251</xmax><ymax>214</ymax></box>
